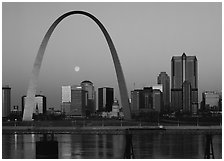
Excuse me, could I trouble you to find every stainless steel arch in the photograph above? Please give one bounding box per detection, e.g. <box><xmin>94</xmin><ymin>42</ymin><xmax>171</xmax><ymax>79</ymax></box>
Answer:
<box><xmin>23</xmin><ymin>11</ymin><xmax>131</xmax><ymax>121</ymax></box>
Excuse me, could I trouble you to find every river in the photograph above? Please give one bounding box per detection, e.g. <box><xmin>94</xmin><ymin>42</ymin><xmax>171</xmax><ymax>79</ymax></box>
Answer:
<box><xmin>2</xmin><ymin>132</ymin><xmax>222</xmax><ymax>159</ymax></box>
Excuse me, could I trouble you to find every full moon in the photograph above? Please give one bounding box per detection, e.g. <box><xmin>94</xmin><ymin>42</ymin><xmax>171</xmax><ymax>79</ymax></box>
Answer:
<box><xmin>75</xmin><ymin>66</ymin><xmax>80</xmax><ymax>72</ymax></box>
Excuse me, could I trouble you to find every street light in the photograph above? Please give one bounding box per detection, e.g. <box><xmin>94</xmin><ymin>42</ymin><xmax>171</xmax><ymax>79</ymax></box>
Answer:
<box><xmin>14</xmin><ymin>119</ymin><xmax>17</xmax><ymax>127</ymax></box>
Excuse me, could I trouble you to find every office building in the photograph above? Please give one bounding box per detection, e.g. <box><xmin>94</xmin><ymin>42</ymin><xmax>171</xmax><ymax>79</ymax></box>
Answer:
<box><xmin>61</xmin><ymin>86</ymin><xmax>71</xmax><ymax>115</ymax></box>
<box><xmin>131</xmin><ymin>89</ymin><xmax>143</xmax><ymax>112</ymax></box>
<box><xmin>182</xmin><ymin>81</ymin><xmax>192</xmax><ymax>113</ymax></box>
<box><xmin>152</xmin><ymin>85</ymin><xmax>163</xmax><ymax>92</ymax></box>
<box><xmin>201</xmin><ymin>91</ymin><xmax>220</xmax><ymax>111</ymax></box>
<box><xmin>171</xmin><ymin>53</ymin><xmax>198</xmax><ymax>113</ymax></box>
<box><xmin>81</xmin><ymin>80</ymin><xmax>96</xmax><ymax>114</ymax></box>
<box><xmin>62</xmin><ymin>86</ymin><xmax>71</xmax><ymax>102</ymax></box>
<box><xmin>98</xmin><ymin>87</ymin><xmax>114</xmax><ymax>112</ymax></box>
<box><xmin>157</xmin><ymin>72</ymin><xmax>170</xmax><ymax>110</ymax></box>
<box><xmin>70</xmin><ymin>85</ymin><xmax>87</xmax><ymax>117</ymax></box>
<box><xmin>2</xmin><ymin>85</ymin><xmax>11</xmax><ymax>118</ymax></box>
<box><xmin>22</xmin><ymin>95</ymin><xmax>46</xmax><ymax>115</ymax></box>
<box><xmin>131</xmin><ymin>86</ymin><xmax>163</xmax><ymax>113</ymax></box>
<box><xmin>142</xmin><ymin>87</ymin><xmax>153</xmax><ymax>110</ymax></box>
<box><xmin>131</xmin><ymin>87</ymin><xmax>154</xmax><ymax>112</ymax></box>
<box><xmin>153</xmin><ymin>89</ymin><xmax>163</xmax><ymax>112</ymax></box>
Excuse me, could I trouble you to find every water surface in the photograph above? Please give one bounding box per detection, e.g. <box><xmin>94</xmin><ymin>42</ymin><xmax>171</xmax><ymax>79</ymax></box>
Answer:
<box><xmin>2</xmin><ymin>132</ymin><xmax>222</xmax><ymax>159</ymax></box>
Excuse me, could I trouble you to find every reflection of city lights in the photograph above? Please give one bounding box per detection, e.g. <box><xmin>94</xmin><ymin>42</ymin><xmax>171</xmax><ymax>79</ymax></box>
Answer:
<box><xmin>14</xmin><ymin>133</ymin><xmax>18</xmax><ymax>150</ymax></box>
<box><xmin>31</xmin><ymin>133</ymin><xmax>35</xmax><ymax>140</ymax></box>
<box><xmin>31</xmin><ymin>134</ymin><xmax>35</xmax><ymax>150</ymax></box>
<box><xmin>63</xmin><ymin>153</ymin><xmax>71</xmax><ymax>157</ymax></box>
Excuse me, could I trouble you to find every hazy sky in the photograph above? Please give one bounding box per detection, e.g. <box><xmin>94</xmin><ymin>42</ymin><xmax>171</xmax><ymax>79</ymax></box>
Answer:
<box><xmin>2</xmin><ymin>2</ymin><xmax>222</xmax><ymax>110</ymax></box>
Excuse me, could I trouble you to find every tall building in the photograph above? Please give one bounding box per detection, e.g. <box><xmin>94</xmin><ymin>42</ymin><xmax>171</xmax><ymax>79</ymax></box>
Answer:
<box><xmin>171</xmin><ymin>53</ymin><xmax>198</xmax><ymax>113</ymax></box>
<box><xmin>2</xmin><ymin>85</ymin><xmax>11</xmax><ymax>118</ymax></box>
<box><xmin>182</xmin><ymin>81</ymin><xmax>192</xmax><ymax>113</ymax></box>
<box><xmin>157</xmin><ymin>72</ymin><xmax>170</xmax><ymax>111</ymax></box>
<box><xmin>70</xmin><ymin>85</ymin><xmax>87</xmax><ymax>117</ymax></box>
<box><xmin>153</xmin><ymin>89</ymin><xmax>163</xmax><ymax>112</ymax></box>
<box><xmin>98</xmin><ymin>87</ymin><xmax>114</xmax><ymax>112</ymax></box>
<box><xmin>61</xmin><ymin>86</ymin><xmax>71</xmax><ymax>115</ymax></box>
<box><xmin>81</xmin><ymin>80</ymin><xmax>96</xmax><ymax>114</ymax></box>
<box><xmin>142</xmin><ymin>87</ymin><xmax>153</xmax><ymax>110</ymax></box>
<box><xmin>131</xmin><ymin>89</ymin><xmax>143</xmax><ymax>112</ymax></box>
<box><xmin>201</xmin><ymin>91</ymin><xmax>220</xmax><ymax>111</ymax></box>
<box><xmin>62</xmin><ymin>86</ymin><xmax>71</xmax><ymax>102</ymax></box>
<box><xmin>131</xmin><ymin>86</ymin><xmax>163</xmax><ymax>114</ymax></box>
<box><xmin>22</xmin><ymin>95</ymin><xmax>46</xmax><ymax>115</ymax></box>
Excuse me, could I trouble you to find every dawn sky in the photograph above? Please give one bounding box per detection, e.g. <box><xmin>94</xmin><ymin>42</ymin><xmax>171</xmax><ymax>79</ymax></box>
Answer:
<box><xmin>2</xmin><ymin>2</ymin><xmax>222</xmax><ymax>110</ymax></box>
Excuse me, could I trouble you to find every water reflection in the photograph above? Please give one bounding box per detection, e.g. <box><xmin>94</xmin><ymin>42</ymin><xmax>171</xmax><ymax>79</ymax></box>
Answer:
<box><xmin>2</xmin><ymin>132</ymin><xmax>222</xmax><ymax>159</ymax></box>
<box><xmin>57</xmin><ymin>134</ymin><xmax>124</xmax><ymax>159</ymax></box>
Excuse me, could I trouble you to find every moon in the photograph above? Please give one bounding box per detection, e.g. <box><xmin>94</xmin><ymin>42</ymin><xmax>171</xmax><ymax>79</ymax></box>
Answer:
<box><xmin>75</xmin><ymin>66</ymin><xmax>80</xmax><ymax>72</ymax></box>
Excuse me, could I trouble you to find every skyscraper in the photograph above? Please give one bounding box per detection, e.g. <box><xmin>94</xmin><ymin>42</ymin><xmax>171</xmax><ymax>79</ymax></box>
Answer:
<box><xmin>201</xmin><ymin>91</ymin><xmax>220</xmax><ymax>111</ymax></box>
<box><xmin>81</xmin><ymin>80</ymin><xmax>96</xmax><ymax>115</ymax></box>
<box><xmin>171</xmin><ymin>53</ymin><xmax>198</xmax><ymax>113</ymax></box>
<box><xmin>131</xmin><ymin>89</ymin><xmax>144</xmax><ymax>112</ymax></box>
<box><xmin>62</xmin><ymin>86</ymin><xmax>71</xmax><ymax>102</ymax></box>
<box><xmin>2</xmin><ymin>85</ymin><xmax>11</xmax><ymax>118</ymax></box>
<box><xmin>70</xmin><ymin>85</ymin><xmax>87</xmax><ymax>117</ymax></box>
<box><xmin>157</xmin><ymin>72</ymin><xmax>170</xmax><ymax>111</ymax></box>
<box><xmin>153</xmin><ymin>89</ymin><xmax>163</xmax><ymax>112</ymax></box>
<box><xmin>142</xmin><ymin>87</ymin><xmax>153</xmax><ymax>110</ymax></box>
<box><xmin>61</xmin><ymin>86</ymin><xmax>71</xmax><ymax>115</ymax></box>
<box><xmin>98</xmin><ymin>87</ymin><xmax>114</xmax><ymax>112</ymax></box>
<box><xmin>182</xmin><ymin>81</ymin><xmax>192</xmax><ymax>113</ymax></box>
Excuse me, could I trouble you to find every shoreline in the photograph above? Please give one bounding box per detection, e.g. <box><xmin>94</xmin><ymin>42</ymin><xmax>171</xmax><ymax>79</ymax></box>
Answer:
<box><xmin>2</xmin><ymin>125</ymin><xmax>222</xmax><ymax>135</ymax></box>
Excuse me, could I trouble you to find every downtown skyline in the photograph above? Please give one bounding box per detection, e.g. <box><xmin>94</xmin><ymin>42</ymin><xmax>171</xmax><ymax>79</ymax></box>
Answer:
<box><xmin>2</xmin><ymin>2</ymin><xmax>222</xmax><ymax>110</ymax></box>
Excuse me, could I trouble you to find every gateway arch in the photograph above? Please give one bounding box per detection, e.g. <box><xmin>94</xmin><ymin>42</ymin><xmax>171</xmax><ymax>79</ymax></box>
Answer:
<box><xmin>23</xmin><ymin>11</ymin><xmax>132</xmax><ymax>121</ymax></box>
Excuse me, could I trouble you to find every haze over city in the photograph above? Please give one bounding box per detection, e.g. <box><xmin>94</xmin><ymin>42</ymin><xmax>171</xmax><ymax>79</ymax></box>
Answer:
<box><xmin>2</xmin><ymin>2</ymin><xmax>222</xmax><ymax>110</ymax></box>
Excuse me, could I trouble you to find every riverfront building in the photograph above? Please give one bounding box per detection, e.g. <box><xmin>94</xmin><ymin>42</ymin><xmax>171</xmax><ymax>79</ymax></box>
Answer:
<box><xmin>61</xmin><ymin>86</ymin><xmax>71</xmax><ymax>115</ymax></box>
<box><xmin>201</xmin><ymin>91</ymin><xmax>221</xmax><ymax>111</ymax></box>
<box><xmin>22</xmin><ymin>95</ymin><xmax>46</xmax><ymax>115</ymax></box>
<box><xmin>70</xmin><ymin>85</ymin><xmax>87</xmax><ymax>117</ymax></box>
<box><xmin>153</xmin><ymin>89</ymin><xmax>163</xmax><ymax>112</ymax></box>
<box><xmin>81</xmin><ymin>80</ymin><xmax>96</xmax><ymax>115</ymax></box>
<box><xmin>142</xmin><ymin>87</ymin><xmax>153</xmax><ymax>110</ymax></box>
<box><xmin>98</xmin><ymin>87</ymin><xmax>114</xmax><ymax>112</ymax></box>
<box><xmin>131</xmin><ymin>89</ymin><xmax>144</xmax><ymax>112</ymax></box>
<box><xmin>171</xmin><ymin>53</ymin><xmax>198</xmax><ymax>114</ymax></box>
<box><xmin>157</xmin><ymin>72</ymin><xmax>170</xmax><ymax>111</ymax></box>
<box><xmin>131</xmin><ymin>86</ymin><xmax>163</xmax><ymax>113</ymax></box>
<box><xmin>152</xmin><ymin>85</ymin><xmax>163</xmax><ymax>92</ymax></box>
<box><xmin>2</xmin><ymin>85</ymin><xmax>11</xmax><ymax>118</ymax></box>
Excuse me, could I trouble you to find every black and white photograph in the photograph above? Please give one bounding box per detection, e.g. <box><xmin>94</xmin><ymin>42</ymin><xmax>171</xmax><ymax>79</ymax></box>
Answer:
<box><xmin>2</xmin><ymin>2</ymin><xmax>222</xmax><ymax>159</ymax></box>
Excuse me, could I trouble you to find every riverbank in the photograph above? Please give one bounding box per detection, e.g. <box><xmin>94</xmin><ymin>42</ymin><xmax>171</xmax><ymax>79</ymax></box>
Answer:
<box><xmin>2</xmin><ymin>125</ymin><xmax>221</xmax><ymax>135</ymax></box>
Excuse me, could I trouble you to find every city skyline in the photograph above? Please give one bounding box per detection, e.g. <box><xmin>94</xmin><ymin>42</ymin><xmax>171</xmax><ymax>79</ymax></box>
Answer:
<box><xmin>2</xmin><ymin>2</ymin><xmax>222</xmax><ymax>110</ymax></box>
